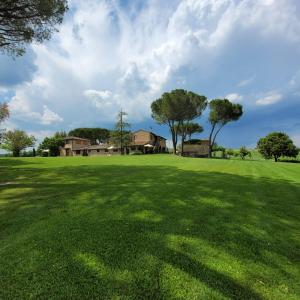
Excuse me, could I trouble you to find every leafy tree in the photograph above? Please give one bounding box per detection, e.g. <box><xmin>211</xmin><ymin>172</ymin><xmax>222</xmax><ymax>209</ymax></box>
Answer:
<box><xmin>185</xmin><ymin>123</ymin><xmax>203</xmax><ymax>140</ymax></box>
<box><xmin>151</xmin><ymin>89</ymin><xmax>207</xmax><ymax>155</ymax></box>
<box><xmin>0</xmin><ymin>0</ymin><xmax>68</xmax><ymax>56</ymax></box>
<box><xmin>0</xmin><ymin>102</ymin><xmax>9</xmax><ymax>142</ymax></box>
<box><xmin>54</xmin><ymin>130</ymin><xmax>67</xmax><ymax>138</ymax></box>
<box><xmin>0</xmin><ymin>103</ymin><xmax>9</xmax><ymax>123</ymax></box>
<box><xmin>226</xmin><ymin>148</ymin><xmax>235</xmax><ymax>158</ymax></box>
<box><xmin>110</xmin><ymin>109</ymin><xmax>131</xmax><ymax>155</ymax></box>
<box><xmin>208</xmin><ymin>99</ymin><xmax>243</xmax><ymax>158</ymax></box>
<box><xmin>177</xmin><ymin>122</ymin><xmax>203</xmax><ymax>141</ymax></box>
<box><xmin>68</xmin><ymin>128</ymin><xmax>109</xmax><ymax>145</ymax></box>
<box><xmin>38</xmin><ymin>135</ymin><xmax>65</xmax><ymax>156</ymax></box>
<box><xmin>257</xmin><ymin>132</ymin><xmax>299</xmax><ymax>162</ymax></box>
<box><xmin>212</xmin><ymin>143</ymin><xmax>226</xmax><ymax>158</ymax></box>
<box><xmin>239</xmin><ymin>146</ymin><xmax>251</xmax><ymax>160</ymax></box>
<box><xmin>1</xmin><ymin>129</ymin><xmax>35</xmax><ymax>157</ymax></box>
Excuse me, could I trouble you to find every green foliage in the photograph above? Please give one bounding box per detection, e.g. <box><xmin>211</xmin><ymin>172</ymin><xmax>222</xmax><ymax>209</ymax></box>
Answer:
<box><xmin>239</xmin><ymin>146</ymin><xmax>251</xmax><ymax>160</ymax></box>
<box><xmin>0</xmin><ymin>0</ymin><xmax>68</xmax><ymax>56</ymax></box>
<box><xmin>38</xmin><ymin>135</ymin><xmax>65</xmax><ymax>156</ymax></box>
<box><xmin>68</xmin><ymin>128</ymin><xmax>109</xmax><ymax>144</ymax></box>
<box><xmin>184</xmin><ymin>139</ymin><xmax>205</xmax><ymax>145</ymax></box>
<box><xmin>0</xmin><ymin>103</ymin><xmax>9</xmax><ymax>142</ymax></box>
<box><xmin>151</xmin><ymin>89</ymin><xmax>207</xmax><ymax>154</ymax></box>
<box><xmin>257</xmin><ymin>132</ymin><xmax>299</xmax><ymax>162</ymax></box>
<box><xmin>208</xmin><ymin>99</ymin><xmax>243</xmax><ymax>157</ymax></box>
<box><xmin>177</xmin><ymin>122</ymin><xmax>203</xmax><ymax>140</ymax></box>
<box><xmin>1</xmin><ymin>129</ymin><xmax>35</xmax><ymax>157</ymax></box>
<box><xmin>111</xmin><ymin>110</ymin><xmax>131</xmax><ymax>154</ymax></box>
<box><xmin>226</xmin><ymin>149</ymin><xmax>235</xmax><ymax>157</ymax></box>
<box><xmin>0</xmin><ymin>102</ymin><xmax>9</xmax><ymax>123</ymax></box>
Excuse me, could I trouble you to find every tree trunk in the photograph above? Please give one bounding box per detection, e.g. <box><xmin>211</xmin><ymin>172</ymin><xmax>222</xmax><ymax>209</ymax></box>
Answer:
<box><xmin>181</xmin><ymin>134</ymin><xmax>184</xmax><ymax>156</ymax></box>
<box><xmin>172</xmin><ymin>134</ymin><xmax>177</xmax><ymax>155</ymax></box>
<box><xmin>169</xmin><ymin>121</ymin><xmax>178</xmax><ymax>155</ymax></box>
<box><xmin>208</xmin><ymin>123</ymin><xmax>216</xmax><ymax>158</ymax></box>
<box><xmin>13</xmin><ymin>149</ymin><xmax>20</xmax><ymax>157</ymax></box>
<box><xmin>274</xmin><ymin>156</ymin><xmax>278</xmax><ymax>162</ymax></box>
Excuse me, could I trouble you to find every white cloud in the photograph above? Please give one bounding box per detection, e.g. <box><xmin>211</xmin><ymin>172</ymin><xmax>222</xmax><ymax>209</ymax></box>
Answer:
<box><xmin>41</xmin><ymin>105</ymin><xmax>63</xmax><ymax>125</ymax></box>
<box><xmin>3</xmin><ymin>0</ymin><xmax>300</xmax><ymax>131</ymax></box>
<box><xmin>237</xmin><ymin>77</ymin><xmax>254</xmax><ymax>87</ymax></box>
<box><xmin>9</xmin><ymin>95</ymin><xmax>63</xmax><ymax>125</ymax></box>
<box><xmin>256</xmin><ymin>93</ymin><xmax>283</xmax><ymax>105</ymax></box>
<box><xmin>225</xmin><ymin>93</ymin><xmax>243</xmax><ymax>102</ymax></box>
<box><xmin>291</xmin><ymin>134</ymin><xmax>300</xmax><ymax>147</ymax></box>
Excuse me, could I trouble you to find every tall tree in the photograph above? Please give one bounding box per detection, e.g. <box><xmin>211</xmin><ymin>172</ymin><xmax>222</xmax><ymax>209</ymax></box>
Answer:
<box><xmin>68</xmin><ymin>128</ymin><xmax>109</xmax><ymax>144</ymax></box>
<box><xmin>0</xmin><ymin>102</ymin><xmax>9</xmax><ymax>142</ymax></box>
<box><xmin>110</xmin><ymin>109</ymin><xmax>131</xmax><ymax>155</ymax></box>
<box><xmin>0</xmin><ymin>102</ymin><xmax>9</xmax><ymax>123</ymax></box>
<box><xmin>257</xmin><ymin>132</ymin><xmax>299</xmax><ymax>162</ymax></box>
<box><xmin>151</xmin><ymin>89</ymin><xmax>207</xmax><ymax>155</ymax></box>
<box><xmin>1</xmin><ymin>129</ymin><xmax>35</xmax><ymax>157</ymax></box>
<box><xmin>177</xmin><ymin>122</ymin><xmax>204</xmax><ymax>154</ymax></box>
<box><xmin>0</xmin><ymin>0</ymin><xmax>68</xmax><ymax>56</ymax></box>
<box><xmin>208</xmin><ymin>99</ymin><xmax>243</xmax><ymax>158</ymax></box>
<box><xmin>38</xmin><ymin>135</ymin><xmax>65</xmax><ymax>156</ymax></box>
<box><xmin>185</xmin><ymin>123</ymin><xmax>203</xmax><ymax>140</ymax></box>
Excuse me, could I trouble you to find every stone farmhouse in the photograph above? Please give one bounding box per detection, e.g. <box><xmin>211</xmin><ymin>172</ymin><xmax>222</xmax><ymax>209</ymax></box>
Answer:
<box><xmin>178</xmin><ymin>140</ymin><xmax>210</xmax><ymax>157</ymax></box>
<box><xmin>60</xmin><ymin>129</ymin><xmax>167</xmax><ymax>156</ymax></box>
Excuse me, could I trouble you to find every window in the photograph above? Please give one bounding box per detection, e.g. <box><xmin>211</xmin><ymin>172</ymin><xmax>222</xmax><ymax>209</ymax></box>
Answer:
<box><xmin>113</xmin><ymin>149</ymin><xmax>118</xmax><ymax>152</ymax></box>
<box><xmin>76</xmin><ymin>150</ymin><xmax>80</xmax><ymax>154</ymax></box>
<box><xmin>105</xmin><ymin>149</ymin><xmax>108</xmax><ymax>152</ymax></box>
<box><xmin>97</xmin><ymin>149</ymin><xmax>100</xmax><ymax>152</ymax></box>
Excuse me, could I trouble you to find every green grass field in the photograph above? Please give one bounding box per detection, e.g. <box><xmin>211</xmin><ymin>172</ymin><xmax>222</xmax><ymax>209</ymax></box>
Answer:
<box><xmin>0</xmin><ymin>155</ymin><xmax>299</xmax><ymax>299</ymax></box>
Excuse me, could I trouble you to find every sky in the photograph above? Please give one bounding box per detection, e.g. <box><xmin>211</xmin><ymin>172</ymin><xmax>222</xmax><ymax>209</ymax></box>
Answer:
<box><xmin>1</xmin><ymin>0</ymin><xmax>300</xmax><ymax>149</ymax></box>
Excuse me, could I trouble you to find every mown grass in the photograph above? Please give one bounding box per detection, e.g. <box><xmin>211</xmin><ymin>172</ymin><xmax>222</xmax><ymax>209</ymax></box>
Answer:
<box><xmin>0</xmin><ymin>155</ymin><xmax>299</xmax><ymax>299</ymax></box>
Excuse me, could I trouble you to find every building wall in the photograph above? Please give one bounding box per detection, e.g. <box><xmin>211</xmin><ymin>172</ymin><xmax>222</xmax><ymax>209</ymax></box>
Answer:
<box><xmin>132</xmin><ymin>131</ymin><xmax>151</xmax><ymax>145</ymax></box>
<box><xmin>88</xmin><ymin>149</ymin><xmax>121</xmax><ymax>156</ymax></box>
<box><xmin>158</xmin><ymin>138</ymin><xmax>166</xmax><ymax>148</ymax></box>
<box><xmin>180</xmin><ymin>142</ymin><xmax>210</xmax><ymax>157</ymax></box>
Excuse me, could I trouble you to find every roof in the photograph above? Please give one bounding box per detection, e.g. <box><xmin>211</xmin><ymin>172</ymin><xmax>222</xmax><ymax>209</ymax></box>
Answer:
<box><xmin>64</xmin><ymin>136</ymin><xmax>91</xmax><ymax>141</ymax></box>
<box><xmin>133</xmin><ymin>129</ymin><xmax>167</xmax><ymax>140</ymax></box>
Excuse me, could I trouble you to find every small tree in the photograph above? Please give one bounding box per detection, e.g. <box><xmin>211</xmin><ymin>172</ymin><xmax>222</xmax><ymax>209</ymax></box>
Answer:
<box><xmin>257</xmin><ymin>132</ymin><xmax>299</xmax><ymax>162</ymax></box>
<box><xmin>0</xmin><ymin>103</ymin><xmax>9</xmax><ymax>123</ymax></box>
<box><xmin>1</xmin><ymin>130</ymin><xmax>36</xmax><ymax>157</ymax></box>
<box><xmin>226</xmin><ymin>149</ymin><xmax>234</xmax><ymax>158</ymax></box>
<box><xmin>208</xmin><ymin>99</ymin><xmax>243</xmax><ymax>158</ymax></box>
<box><xmin>0</xmin><ymin>103</ymin><xmax>9</xmax><ymax>142</ymax></box>
<box><xmin>68</xmin><ymin>128</ymin><xmax>109</xmax><ymax>144</ymax></box>
<box><xmin>212</xmin><ymin>144</ymin><xmax>226</xmax><ymax>158</ymax></box>
<box><xmin>0</xmin><ymin>0</ymin><xmax>68</xmax><ymax>56</ymax></box>
<box><xmin>239</xmin><ymin>146</ymin><xmax>251</xmax><ymax>160</ymax></box>
<box><xmin>111</xmin><ymin>109</ymin><xmax>131</xmax><ymax>155</ymax></box>
<box><xmin>38</xmin><ymin>135</ymin><xmax>65</xmax><ymax>156</ymax></box>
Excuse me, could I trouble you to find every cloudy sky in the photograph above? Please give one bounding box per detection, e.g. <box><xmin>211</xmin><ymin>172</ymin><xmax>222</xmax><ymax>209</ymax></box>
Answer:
<box><xmin>1</xmin><ymin>0</ymin><xmax>300</xmax><ymax>148</ymax></box>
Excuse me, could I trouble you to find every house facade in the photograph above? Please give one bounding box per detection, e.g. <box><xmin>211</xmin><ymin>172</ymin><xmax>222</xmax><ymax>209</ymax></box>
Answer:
<box><xmin>60</xmin><ymin>130</ymin><xmax>167</xmax><ymax>156</ymax></box>
<box><xmin>178</xmin><ymin>140</ymin><xmax>210</xmax><ymax>157</ymax></box>
<box><xmin>130</xmin><ymin>130</ymin><xmax>166</xmax><ymax>153</ymax></box>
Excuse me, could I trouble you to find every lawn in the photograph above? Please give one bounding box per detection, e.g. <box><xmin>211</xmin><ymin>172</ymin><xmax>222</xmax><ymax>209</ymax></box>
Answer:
<box><xmin>0</xmin><ymin>155</ymin><xmax>299</xmax><ymax>299</ymax></box>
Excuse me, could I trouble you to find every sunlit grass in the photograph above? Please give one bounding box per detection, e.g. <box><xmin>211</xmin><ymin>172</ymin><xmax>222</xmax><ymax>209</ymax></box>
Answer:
<box><xmin>0</xmin><ymin>155</ymin><xmax>299</xmax><ymax>299</ymax></box>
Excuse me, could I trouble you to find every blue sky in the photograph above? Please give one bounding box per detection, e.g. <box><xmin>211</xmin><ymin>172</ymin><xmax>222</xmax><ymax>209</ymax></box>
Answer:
<box><xmin>1</xmin><ymin>0</ymin><xmax>300</xmax><ymax>148</ymax></box>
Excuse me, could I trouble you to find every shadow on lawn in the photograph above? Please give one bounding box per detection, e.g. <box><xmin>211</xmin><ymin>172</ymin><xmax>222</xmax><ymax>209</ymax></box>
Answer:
<box><xmin>1</xmin><ymin>164</ymin><xmax>300</xmax><ymax>299</ymax></box>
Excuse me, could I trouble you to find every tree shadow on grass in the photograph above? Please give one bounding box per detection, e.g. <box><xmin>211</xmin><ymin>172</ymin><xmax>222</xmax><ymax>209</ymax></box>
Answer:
<box><xmin>0</xmin><ymin>164</ymin><xmax>300</xmax><ymax>299</ymax></box>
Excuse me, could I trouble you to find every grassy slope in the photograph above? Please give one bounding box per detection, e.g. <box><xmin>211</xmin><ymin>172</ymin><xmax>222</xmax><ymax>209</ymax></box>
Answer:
<box><xmin>0</xmin><ymin>155</ymin><xmax>299</xmax><ymax>299</ymax></box>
